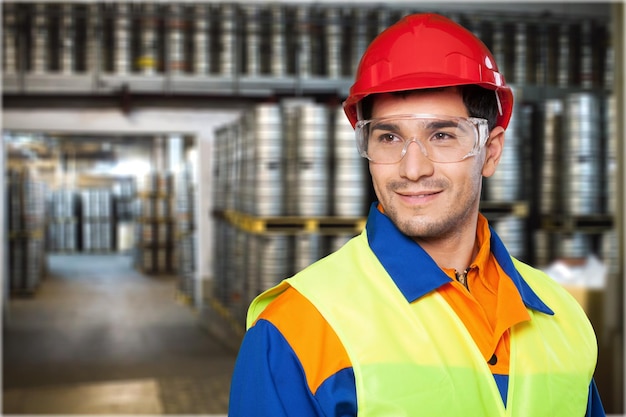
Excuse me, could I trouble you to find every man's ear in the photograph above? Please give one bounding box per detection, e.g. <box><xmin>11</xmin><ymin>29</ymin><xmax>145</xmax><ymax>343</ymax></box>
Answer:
<box><xmin>482</xmin><ymin>126</ymin><xmax>505</xmax><ymax>178</ymax></box>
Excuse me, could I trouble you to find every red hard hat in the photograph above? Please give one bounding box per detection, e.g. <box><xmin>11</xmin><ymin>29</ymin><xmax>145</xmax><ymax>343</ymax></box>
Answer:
<box><xmin>343</xmin><ymin>13</ymin><xmax>514</xmax><ymax>129</ymax></box>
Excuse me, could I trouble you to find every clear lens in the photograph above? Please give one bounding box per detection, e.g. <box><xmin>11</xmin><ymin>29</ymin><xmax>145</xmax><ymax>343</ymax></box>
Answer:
<box><xmin>355</xmin><ymin>114</ymin><xmax>489</xmax><ymax>164</ymax></box>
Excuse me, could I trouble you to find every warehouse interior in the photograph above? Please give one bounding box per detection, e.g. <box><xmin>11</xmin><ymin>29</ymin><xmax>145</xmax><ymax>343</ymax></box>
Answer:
<box><xmin>2</xmin><ymin>1</ymin><xmax>625</xmax><ymax>415</ymax></box>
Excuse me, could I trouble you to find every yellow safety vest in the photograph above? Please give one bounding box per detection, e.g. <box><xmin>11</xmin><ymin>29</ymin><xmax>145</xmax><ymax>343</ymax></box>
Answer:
<box><xmin>248</xmin><ymin>230</ymin><xmax>597</xmax><ymax>417</ymax></box>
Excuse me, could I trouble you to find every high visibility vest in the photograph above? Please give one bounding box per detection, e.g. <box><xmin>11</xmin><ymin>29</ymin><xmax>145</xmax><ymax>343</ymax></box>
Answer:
<box><xmin>248</xmin><ymin>231</ymin><xmax>598</xmax><ymax>417</ymax></box>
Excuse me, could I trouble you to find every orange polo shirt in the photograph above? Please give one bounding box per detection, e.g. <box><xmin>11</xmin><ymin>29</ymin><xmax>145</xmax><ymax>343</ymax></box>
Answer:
<box><xmin>439</xmin><ymin>214</ymin><xmax>531</xmax><ymax>375</ymax></box>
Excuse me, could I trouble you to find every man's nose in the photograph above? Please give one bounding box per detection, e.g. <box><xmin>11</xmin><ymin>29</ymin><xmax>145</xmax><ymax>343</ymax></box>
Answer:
<box><xmin>399</xmin><ymin>139</ymin><xmax>434</xmax><ymax>180</ymax></box>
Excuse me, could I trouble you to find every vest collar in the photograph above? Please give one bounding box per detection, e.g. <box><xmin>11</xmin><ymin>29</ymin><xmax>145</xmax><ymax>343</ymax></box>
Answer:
<box><xmin>365</xmin><ymin>202</ymin><xmax>553</xmax><ymax>315</ymax></box>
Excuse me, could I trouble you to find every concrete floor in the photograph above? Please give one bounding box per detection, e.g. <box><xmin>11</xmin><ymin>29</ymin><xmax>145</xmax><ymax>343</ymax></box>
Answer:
<box><xmin>3</xmin><ymin>254</ymin><xmax>237</xmax><ymax>415</ymax></box>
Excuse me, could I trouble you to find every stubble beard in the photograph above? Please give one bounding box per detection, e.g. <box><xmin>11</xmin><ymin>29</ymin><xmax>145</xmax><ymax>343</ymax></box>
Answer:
<box><xmin>383</xmin><ymin>179</ymin><xmax>480</xmax><ymax>242</ymax></box>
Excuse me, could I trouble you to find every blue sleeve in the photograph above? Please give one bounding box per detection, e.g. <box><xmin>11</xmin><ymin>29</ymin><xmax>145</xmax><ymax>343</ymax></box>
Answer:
<box><xmin>228</xmin><ymin>319</ymin><xmax>326</xmax><ymax>417</ymax></box>
<box><xmin>586</xmin><ymin>379</ymin><xmax>606</xmax><ymax>417</ymax></box>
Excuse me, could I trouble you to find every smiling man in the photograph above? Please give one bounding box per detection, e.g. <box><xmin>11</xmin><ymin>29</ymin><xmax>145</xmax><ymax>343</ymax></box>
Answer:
<box><xmin>229</xmin><ymin>13</ymin><xmax>605</xmax><ymax>417</ymax></box>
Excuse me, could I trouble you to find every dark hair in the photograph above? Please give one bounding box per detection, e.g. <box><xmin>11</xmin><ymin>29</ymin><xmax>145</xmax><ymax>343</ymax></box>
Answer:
<box><xmin>359</xmin><ymin>85</ymin><xmax>499</xmax><ymax>131</ymax></box>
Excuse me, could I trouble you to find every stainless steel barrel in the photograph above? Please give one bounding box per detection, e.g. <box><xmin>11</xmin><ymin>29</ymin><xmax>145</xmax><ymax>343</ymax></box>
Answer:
<box><xmin>564</xmin><ymin>93</ymin><xmax>602</xmax><ymax>215</ymax></box>
<box><xmin>333</xmin><ymin>106</ymin><xmax>367</xmax><ymax>217</ymax></box>
<box><xmin>295</xmin><ymin>104</ymin><xmax>330</xmax><ymax>217</ymax></box>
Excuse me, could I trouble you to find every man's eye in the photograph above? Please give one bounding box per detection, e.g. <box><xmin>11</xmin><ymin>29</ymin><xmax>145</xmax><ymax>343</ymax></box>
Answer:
<box><xmin>432</xmin><ymin>132</ymin><xmax>455</xmax><ymax>141</ymax></box>
<box><xmin>377</xmin><ymin>133</ymin><xmax>401</xmax><ymax>143</ymax></box>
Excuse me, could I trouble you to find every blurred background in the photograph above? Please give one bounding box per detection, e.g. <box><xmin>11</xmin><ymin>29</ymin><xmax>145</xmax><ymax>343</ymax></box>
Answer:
<box><xmin>2</xmin><ymin>1</ymin><xmax>624</xmax><ymax>415</ymax></box>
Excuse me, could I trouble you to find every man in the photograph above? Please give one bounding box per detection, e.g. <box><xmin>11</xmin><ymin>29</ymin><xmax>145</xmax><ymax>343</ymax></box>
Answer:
<box><xmin>229</xmin><ymin>13</ymin><xmax>605</xmax><ymax>416</ymax></box>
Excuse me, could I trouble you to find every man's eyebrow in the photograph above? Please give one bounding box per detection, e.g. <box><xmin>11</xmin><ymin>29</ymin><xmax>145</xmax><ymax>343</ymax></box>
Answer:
<box><xmin>424</xmin><ymin>119</ymin><xmax>459</xmax><ymax>129</ymax></box>
<box><xmin>370</xmin><ymin>121</ymin><xmax>400</xmax><ymax>131</ymax></box>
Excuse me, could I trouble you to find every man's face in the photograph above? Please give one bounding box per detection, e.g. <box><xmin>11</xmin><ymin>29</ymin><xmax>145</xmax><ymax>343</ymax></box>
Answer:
<box><xmin>368</xmin><ymin>88</ymin><xmax>495</xmax><ymax>242</ymax></box>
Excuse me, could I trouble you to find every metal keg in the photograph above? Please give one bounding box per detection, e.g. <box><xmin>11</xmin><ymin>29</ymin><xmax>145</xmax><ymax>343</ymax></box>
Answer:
<box><xmin>156</xmin><ymin>197</ymin><xmax>171</xmax><ymax>219</ymax></box>
<box><xmin>60</xmin><ymin>3</ymin><xmax>75</xmax><ymax>74</ymax></box>
<box><xmin>82</xmin><ymin>220</ymin><xmax>93</xmax><ymax>251</ymax></box>
<box><xmin>296</xmin><ymin>104</ymin><xmax>330</xmax><ymax>217</ymax></box>
<box><xmin>244</xmin><ymin>5</ymin><xmax>261</xmax><ymax>76</ymax></box>
<box><xmin>100</xmin><ymin>221</ymin><xmax>112</xmax><ymax>251</ymax></box>
<box><xmin>156</xmin><ymin>247</ymin><xmax>168</xmax><ymax>272</ymax></box>
<box><xmin>114</xmin><ymin>3</ymin><xmax>131</xmax><ymax>74</ymax></box>
<box><xmin>143</xmin><ymin>247</ymin><xmax>154</xmax><ymax>272</ymax></box>
<box><xmin>257</xmin><ymin>234</ymin><xmax>291</xmax><ymax>292</ymax></box>
<box><xmin>557</xmin><ymin>232</ymin><xmax>592</xmax><ymax>259</ymax></box>
<box><xmin>375</xmin><ymin>8</ymin><xmax>390</xmax><ymax>35</ymax></box>
<box><xmin>3</xmin><ymin>3</ymin><xmax>17</xmax><ymax>74</ymax></box>
<box><xmin>606</xmin><ymin>95</ymin><xmax>617</xmax><ymax>214</ymax></box>
<box><xmin>270</xmin><ymin>5</ymin><xmax>287</xmax><ymax>77</ymax></box>
<box><xmin>601</xmin><ymin>230</ymin><xmax>619</xmax><ymax>277</ymax></box>
<box><xmin>333</xmin><ymin>106</ymin><xmax>367</xmax><ymax>217</ymax></box>
<box><xmin>604</xmin><ymin>23</ymin><xmax>614</xmax><ymax>90</ymax></box>
<box><xmin>513</xmin><ymin>22</ymin><xmax>528</xmax><ymax>84</ymax></box>
<box><xmin>485</xmin><ymin>87</ymin><xmax>521</xmax><ymax>203</ymax></box>
<box><xmin>580</xmin><ymin>20</ymin><xmax>594</xmax><ymax>88</ymax></box>
<box><xmin>193</xmin><ymin>4</ymin><xmax>210</xmax><ymax>75</ymax></box>
<box><xmin>251</xmin><ymin>104</ymin><xmax>284</xmax><ymax>216</ymax></box>
<box><xmin>493</xmin><ymin>215</ymin><xmax>525</xmax><ymax>259</ymax></box>
<box><xmin>86</xmin><ymin>3</ymin><xmax>99</xmax><ymax>72</ymax></box>
<box><xmin>325</xmin><ymin>7</ymin><xmax>342</xmax><ymax>78</ymax></box>
<box><xmin>557</xmin><ymin>23</ymin><xmax>571</xmax><ymax>87</ymax></box>
<box><xmin>138</xmin><ymin>3</ymin><xmax>158</xmax><ymax>75</ymax></box>
<box><xmin>351</xmin><ymin>8</ymin><xmax>369</xmax><ymax>75</ymax></box>
<box><xmin>328</xmin><ymin>233</ymin><xmax>354</xmax><ymax>253</ymax></box>
<box><xmin>294</xmin><ymin>233</ymin><xmax>321</xmax><ymax>273</ymax></box>
<box><xmin>491</xmin><ymin>22</ymin><xmax>508</xmax><ymax>83</ymax></box>
<box><xmin>564</xmin><ymin>93</ymin><xmax>602</xmax><ymax>215</ymax></box>
<box><xmin>212</xmin><ymin>221</ymin><xmax>228</xmax><ymax>301</ymax></box>
<box><xmin>167</xmin><ymin>4</ymin><xmax>187</xmax><ymax>74</ymax></box>
<box><xmin>219</xmin><ymin>4</ymin><xmax>236</xmax><ymax>77</ymax></box>
<box><xmin>541</xmin><ymin>99</ymin><xmax>563</xmax><ymax>214</ymax></box>
<box><xmin>244</xmin><ymin>233</ymin><xmax>260</xmax><ymax>303</ymax></box>
<box><xmin>156</xmin><ymin>222</ymin><xmax>169</xmax><ymax>244</ymax></box>
<box><xmin>282</xmin><ymin>101</ymin><xmax>304</xmax><ymax>216</ymax></box>
<box><xmin>31</xmin><ymin>3</ymin><xmax>49</xmax><ymax>74</ymax></box>
<box><xmin>81</xmin><ymin>190</ymin><xmax>93</xmax><ymax>218</ymax></box>
<box><xmin>296</xmin><ymin>6</ymin><xmax>312</xmax><ymax>79</ymax></box>
<box><xmin>25</xmin><ymin>239</ymin><xmax>43</xmax><ymax>291</ymax></box>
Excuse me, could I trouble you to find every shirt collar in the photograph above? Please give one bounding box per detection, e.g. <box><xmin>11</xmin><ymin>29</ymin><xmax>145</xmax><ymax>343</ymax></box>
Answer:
<box><xmin>365</xmin><ymin>202</ymin><xmax>553</xmax><ymax>315</ymax></box>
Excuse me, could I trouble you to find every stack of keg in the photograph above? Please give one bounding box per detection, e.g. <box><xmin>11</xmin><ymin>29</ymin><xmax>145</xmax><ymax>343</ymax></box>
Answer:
<box><xmin>4</xmin><ymin>3</ymin><xmax>612</xmax><ymax>91</ymax></box>
<box><xmin>212</xmin><ymin>125</ymin><xmax>232</xmax><ymax>212</ymax></box>
<box><xmin>192</xmin><ymin>3</ymin><xmax>210</xmax><ymax>75</ymax></box>
<box><xmin>485</xmin><ymin>92</ymin><xmax>522</xmax><ymax>203</ymax></box>
<box><xmin>80</xmin><ymin>188</ymin><xmax>113</xmax><ymax>252</ymax></box>
<box><xmin>135</xmin><ymin>172</ymin><xmax>175</xmax><ymax>274</ymax></box>
<box><xmin>332</xmin><ymin>106</ymin><xmax>368</xmax><ymax>217</ymax></box>
<box><xmin>219</xmin><ymin>3</ymin><xmax>236</xmax><ymax>77</ymax></box>
<box><xmin>175</xmin><ymin>166</ymin><xmax>197</xmax><ymax>297</ymax></box>
<box><xmin>601</xmin><ymin>95</ymin><xmax>618</xmax><ymax>278</ymax></box>
<box><xmin>564</xmin><ymin>93</ymin><xmax>602</xmax><ymax>216</ymax></box>
<box><xmin>540</xmin><ymin>99</ymin><xmax>564</xmax><ymax>215</ymax></box>
<box><xmin>31</xmin><ymin>3</ymin><xmax>48</xmax><ymax>74</ymax></box>
<box><xmin>138</xmin><ymin>3</ymin><xmax>159</xmax><ymax>75</ymax></box>
<box><xmin>243</xmin><ymin>5</ymin><xmax>261</xmax><ymax>77</ymax></box>
<box><xmin>47</xmin><ymin>188</ymin><xmax>78</xmax><ymax>252</ymax></box>
<box><xmin>293</xmin><ymin>103</ymin><xmax>330</xmax><ymax>217</ymax></box>
<box><xmin>113</xmin><ymin>177</ymin><xmax>136</xmax><ymax>252</ymax></box>
<box><xmin>60</xmin><ymin>3</ymin><xmax>75</xmax><ymax>73</ymax></box>
<box><xmin>7</xmin><ymin>168</ymin><xmax>46</xmax><ymax>294</ymax></box>
<box><xmin>325</xmin><ymin>8</ymin><xmax>342</xmax><ymax>79</ymax></box>
<box><xmin>113</xmin><ymin>3</ymin><xmax>131</xmax><ymax>74</ymax></box>
<box><xmin>270</xmin><ymin>5</ymin><xmax>287</xmax><ymax>77</ymax></box>
<box><xmin>243</xmin><ymin>103</ymin><xmax>284</xmax><ymax>217</ymax></box>
<box><xmin>3</xmin><ymin>3</ymin><xmax>17</xmax><ymax>74</ymax></box>
<box><xmin>167</xmin><ymin>4</ymin><xmax>187</xmax><ymax>74</ymax></box>
<box><xmin>295</xmin><ymin>6</ymin><xmax>312</xmax><ymax>79</ymax></box>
